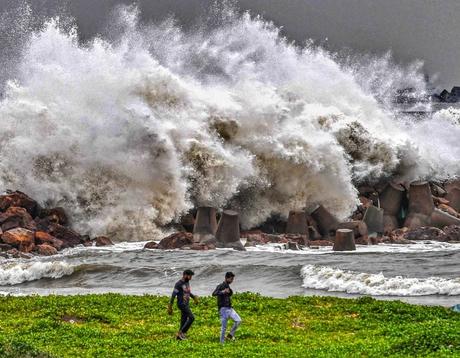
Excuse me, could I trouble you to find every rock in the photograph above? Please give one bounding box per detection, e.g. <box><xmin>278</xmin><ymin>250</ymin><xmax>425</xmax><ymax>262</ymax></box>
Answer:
<box><xmin>35</xmin><ymin>231</ymin><xmax>64</xmax><ymax>250</ymax></box>
<box><xmin>431</xmin><ymin>184</ymin><xmax>447</xmax><ymax>197</ymax></box>
<box><xmin>48</xmin><ymin>224</ymin><xmax>84</xmax><ymax>248</ymax></box>
<box><xmin>38</xmin><ymin>207</ymin><xmax>69</xmax><ymax>226</ymax></box>
<box><xmin>283</xmin><ymin>233</ymin><xmax>309</xmax><ymax>246</ymax></box>
<box><xmin>286</xmin><ymin>241</ymin><xmax>300</xmax><ymax>250</ymax></box>
<box><xmin>404</xmin><ymin>227</ymin><xmax>447</xmax><ymax>241</ymax></box>
<box><xmin>190</xmin><ymin>243</ymin><xmax>209</xmax><ymax>251</ymax></box>
<box><xmin>241</xmin><ymin>230</ymin><xmax>270</xmax><ymax>246</ymax></box>
<box><xmin>0</xmin><ymin>191</ymin><xmax>39</xmax><ymax>217</ymax></box>
<box><xmin>309</xmin><ymin>239</ymin><xmax>333</xmax><ymax>247</ymax></box>
<box><xmin>0</xmin><ymin>207</ymin><xmax>36</xmax><ymax>231</ymax></box>
<box><xmin>433</xmin><ymin>196</ymin><xmax>450</xmax><ymax>206</ymax></box>
<box><xmin>333</xmin><ymin>229</ymin><xmax>356</xmax><ymax>251</ymax></box>
<box><xmin>438</xmin><ymin>204</ymin><xmax>459</xmax><ymax>218</ymax></box>
<box><xmin>143</xmin><ymin>241</ymin><xmax>159</xmax><ymax>249</ymax></box>
<box><xmin>387</xmin><ymin>228</ymin><xmax>413</xmax><ymax>244</ymax></box>
<box><xmin>359</xmin><ymin>196</ymin><xmax>374</xmax><ymax>209</ymax></box>
<box><xmin>7</xmin><ymin>248</ymin><xmax>20</xmax><ymax>258</ymax></box>
<box><xmin>2</xmin><ymin>228</ymin><xmax>35</xmax><ymax>252</ymax></box>
<box><xmin>37</xmin><ymin>244</ymin><xmax>58</xmax><ymax>256</ymax></box>
<box><xmin>95</xmin><ymin>236</ymin><xmax>114</xmax><ymax>246</ymax></box>
<box><xmin>0</xmin><ymin>243</ymin><xmax>13</xmax><ymax>251</ymax></box>
<box><xmin>308</xmin><ymin>226</ymin><xmax>322</xmax><ymax>241</ymax></box>
<box><xmin>158</xmin><ymin>232</ymin><xmax>193</xmax><ymax>250</ymax></box>
<box><xmin>443</xmin><ymin>225</ymin><xmax>460</xmax><ymax>242</ymax></box>
<box><xmin>446</xmin><ymin>188</ymin><xmax>460</xmax><ymax>213</ymax></box>
<box><xmin>193</xmin><ymin>207</ymin><xmax>217</xmax><ymax>244</ymax></box>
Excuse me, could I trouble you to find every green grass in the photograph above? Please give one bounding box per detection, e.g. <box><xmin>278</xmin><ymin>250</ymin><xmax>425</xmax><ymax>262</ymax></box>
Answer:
<box><xmin>0</xmin><ymin>293</ymin><xmax>458</xmax><ymax>357</ymax></box>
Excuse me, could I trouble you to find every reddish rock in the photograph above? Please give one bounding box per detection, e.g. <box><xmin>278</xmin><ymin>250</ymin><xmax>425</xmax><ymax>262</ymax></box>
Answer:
<box><xmin>404</xmin><ymin>227</ymin><xmax>447</xmax><ymax>241</ymax></box>
<box><xmin>0</xmin><ymin>207</ymin><xmax>36</xmax><ymax>231</ymax></box>
<box><xmin>308</xmin><ymin>239</ymin><xmax>333</xmax><ymax>247</ymax></box>
<box><xmin>95</xmin><ymin>236</ymin><xmax>114</xmax><ymax>246</ymax></box>
<box><xmin>158</xmin><ymin>232</ymin><xmax>193</xmax><ymax>250</ymax></box>
<box><xmin>443</xmin><ymin>225</ymin><xmax>460</xmax><ymax>242</ymax></box>
<box><xmin>359</xmin><ymin>196</ymin><xmax>374</xmax><ymax>209</ymax></box>
<box><xmin>2</xmin><ymin>228</ymin><xmax>35</xmax><ymax>247</ymax></box>
<box><xmin>338</xmin><ymin>221</ymin><xmax>369</xmax><ymax>245</ymax></box>
<box><xmin>283</xmin><ymin>234</ymin><xmax>309</xmax><ymax>246</ymax></box>
<box><xmin>48</xmin><ymin>224</ymin><xmax>84</xmax><ymax>248</ymax></box>
<box><xmin>143</xmin><ymin>241</ymin><xmax>159</xmax><ymax>249</ymax></box>
<box><xmin>438</xmin><ymin>204</ymin><xmax>459</xmax><ymax>218</ymax></box>
<box><xmin>35</xmin><ymin>231</ymin><xmax>63</xmax><ymax>250</ymax></box>
<box><xmin>37</xmin><ymin>244</ymin><xmax>58</xmax><ymax>256</ymax></box>
<box><xmin>7</xmin><ymin>248</ymin><xmax>20</xmax><ymax>258</ymax></box>
<box><xmin>0</xmin><ymin>191</ymin><xmax>39</xmax><ymax>217</ymax></box>
<box><xmin>387</xmin><ymin>228</ymin><xmax>413</xmax><ymax>244</ymax></box>
<box><xmin>190</xmin><ymin>243</ymin><xmax>209</xmax><ymax>250</ymax></box>
<box><xmin>433</xmin><ymin>196</ymin><xmax>450</xmax><ymax>206</ymax></box>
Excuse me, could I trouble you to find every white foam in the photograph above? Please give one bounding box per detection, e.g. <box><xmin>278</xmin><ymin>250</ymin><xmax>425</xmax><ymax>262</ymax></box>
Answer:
<box><xmin>0</xmin><ymin>260</ymin><xmax>75</xmax><ymax>285</ymax></box>
<box><xmin>301</xmin><ymin>264</ymin><xmax>460</xmax><ymax>296</ymax></box>
<box><xmin>0</xmin><ymin>5</ymin><xmax>459</xmax><ymax>239</ymax></box>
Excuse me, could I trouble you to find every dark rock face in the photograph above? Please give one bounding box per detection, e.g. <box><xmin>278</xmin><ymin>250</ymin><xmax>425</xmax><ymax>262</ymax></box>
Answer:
<box><xmin>144</xmin><ymin>241</ymin><xmax>159</xmax><ymax>249</ymax></box>
<box><xmin>95</xmin><ymin>236</ymin><xmax>114</xmax><ymax>246</ymax></box>
<box><xmin>35</xmin><ymin>231</ymin><xmax>64</xmax><ymax>250</ymax></box>
<box><xmin>48</xmin><ymin>224</ymin><xmax>84</xmax><ymax>249</ymax></box>
<box><xmin>38</xmin><ymin>207</ymin><xmax>69</xmax><ymax>226</ymax></box>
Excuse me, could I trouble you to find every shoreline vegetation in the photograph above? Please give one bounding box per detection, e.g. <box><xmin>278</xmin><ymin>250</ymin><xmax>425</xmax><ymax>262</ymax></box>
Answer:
<box><xmin>0</xmin><ymin>293</ymin><xmax>458</xmax><ymax>357</ymax></box>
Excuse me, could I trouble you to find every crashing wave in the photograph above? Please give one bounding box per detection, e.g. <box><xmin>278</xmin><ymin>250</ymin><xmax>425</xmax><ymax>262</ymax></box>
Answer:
<box><xmin>0</xmin><ymin>260</ymin><xmax>74</xmax><ymax>285</ymax></box>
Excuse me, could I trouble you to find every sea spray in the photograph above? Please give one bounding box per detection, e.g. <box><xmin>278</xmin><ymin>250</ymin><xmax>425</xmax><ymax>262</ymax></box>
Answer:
<box><xmin>0</xmin><ymin>5</ymin><xmax>459</xmax><ymax>239</ymax></box>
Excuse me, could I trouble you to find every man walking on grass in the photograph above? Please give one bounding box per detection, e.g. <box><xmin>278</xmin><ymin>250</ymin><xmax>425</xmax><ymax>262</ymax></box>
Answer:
<box><xmin>212</xmin><ymin>272</ymin><xmax>242</xmax><ymax>343</ymax></box>
<box><xmin>168</xmin><ymin>269</ymin><xmax>199</xmax><ymax>340</ymax></box>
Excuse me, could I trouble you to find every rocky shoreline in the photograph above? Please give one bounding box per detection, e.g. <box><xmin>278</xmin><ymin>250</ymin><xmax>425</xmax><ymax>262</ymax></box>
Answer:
<box><xmin>0</xmin><ymin>190</ymin><xmax>113</xmax><ymax>259</ymax></box>
<box><xmin>145</xmin><ymin>179</ymin><xmax>460</xmax><ymax>251</ymax></box>
<box><xmin>1</xmin><ymin>179</ymin><xmax>460</xmax><ymax>258</ymax></box>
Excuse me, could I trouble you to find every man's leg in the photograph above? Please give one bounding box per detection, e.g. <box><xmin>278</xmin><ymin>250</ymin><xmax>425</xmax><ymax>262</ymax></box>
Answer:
<box><xmin>180</xmin><ymin>306</ymin><xmax>195</xmax><ymax>334</ymax></box>
<box><xmin>228</xmin><ymin>308</ymin><xmax>242</xmax><ymax>338</ymax></box>
<box><xmin>220</xmin><ymin>308</ymin><xmax>229</xmax><ymax>343</ymax></box>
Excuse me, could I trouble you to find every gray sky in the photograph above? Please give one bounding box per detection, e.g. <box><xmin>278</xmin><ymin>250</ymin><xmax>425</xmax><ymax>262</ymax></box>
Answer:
<box><xmin>1</xmin><ymin>0</ymin><xmax>459</xmax><ymax>88</ymax></box>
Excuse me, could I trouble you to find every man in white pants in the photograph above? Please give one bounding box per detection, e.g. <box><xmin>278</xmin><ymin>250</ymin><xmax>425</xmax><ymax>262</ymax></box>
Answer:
<box><xmin>212</xmin><ymin>272</ymin><xmax>242</xmax><ymax>343</ymax></box>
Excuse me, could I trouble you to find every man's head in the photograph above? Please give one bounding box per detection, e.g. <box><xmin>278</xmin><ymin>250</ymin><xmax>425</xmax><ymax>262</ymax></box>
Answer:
<box><xmin>225</xmin><ymin>271</ymin><xmax>235</xmax><ymax>284</ymax></box>
<box><xmin>183</xmin><ymin>269</ymin><xmax>194</xmax><ymax>282</ymax></box>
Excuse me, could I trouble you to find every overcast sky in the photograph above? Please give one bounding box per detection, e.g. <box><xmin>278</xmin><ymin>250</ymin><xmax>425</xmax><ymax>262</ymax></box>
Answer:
<box><xmin>1</xmin><ymin>0</ymin><xmax>459</xmax><ymax>88</ymax></box>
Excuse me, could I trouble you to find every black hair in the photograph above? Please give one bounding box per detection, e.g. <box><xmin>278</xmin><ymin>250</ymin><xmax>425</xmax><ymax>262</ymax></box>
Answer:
<box><xmin>183</xmin><ymin>269</ymin><xmax>195</xmax><ymax>276</ymax></box>
<box><xmin>225</xmin><ymin>272</ymin><xmax>235</xmax><ymax>278</ymax></box>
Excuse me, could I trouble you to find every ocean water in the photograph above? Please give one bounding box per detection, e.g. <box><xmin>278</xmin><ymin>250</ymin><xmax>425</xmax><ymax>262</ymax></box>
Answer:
<box><xmin>0</xmin><ymin>242</ymin><xmax>458</xmax><ymax>306</ymax></box>
<box><xmin>0</xmin><ymin>3</ymin><xmax>459</xmax><ymax>305</ymax></box>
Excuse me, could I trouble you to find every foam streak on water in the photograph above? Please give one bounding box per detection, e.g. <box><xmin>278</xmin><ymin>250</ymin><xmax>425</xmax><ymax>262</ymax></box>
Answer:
<box><xmin>301</xmin><ymin>264</ymin><xmax>460</xmax><ymax>296</ymax></box>
<box><xmin>0</xmin><ymin>4</ymin><xmax>459</xmax><ymax>239</ymax></box>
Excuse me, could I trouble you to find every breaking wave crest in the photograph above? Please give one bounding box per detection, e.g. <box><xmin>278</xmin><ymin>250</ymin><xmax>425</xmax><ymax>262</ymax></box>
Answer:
<box><xmin>0</xmin><ymin>3</ymin><xmax>460</xmax><ymax>239</ymax></box>
<box><xmin>0</xmin><ymin>260</ymin><xmax>74</xmax><ymax>285</ymax></box>
<box><xmin>301</xmin><ymin>265</ymin><xmax>460</xmax><ymax>296</ymax></box>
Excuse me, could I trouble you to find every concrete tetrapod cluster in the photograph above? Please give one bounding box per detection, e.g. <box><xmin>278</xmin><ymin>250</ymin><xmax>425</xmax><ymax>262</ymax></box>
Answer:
<box><xmin>404</xmin><ymin>181</ymin><xmax>460</xmax><ymax>229</ymax></box>
<box><xmin>192</xmin><ymin>207</ymin><xmax>245</xmax><ymax>251</ymax></box>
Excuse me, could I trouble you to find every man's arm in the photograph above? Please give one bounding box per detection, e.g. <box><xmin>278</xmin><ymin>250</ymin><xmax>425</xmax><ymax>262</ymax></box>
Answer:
<box><xmin>168</xmin><ymin>283</ymin><xmax>180</xmax><ymax>314</ymax></box>
<box><xmin>212</xmin><ymin>284</ymin><xmax>225</xmax><ymax>296</ymax></box>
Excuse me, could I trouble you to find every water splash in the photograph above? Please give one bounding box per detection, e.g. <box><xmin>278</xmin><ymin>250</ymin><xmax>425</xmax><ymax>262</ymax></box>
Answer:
<box><xmin>0</xmin><ymin>5</ymin><xmax>459</xmax><ymax>239</ymax></box>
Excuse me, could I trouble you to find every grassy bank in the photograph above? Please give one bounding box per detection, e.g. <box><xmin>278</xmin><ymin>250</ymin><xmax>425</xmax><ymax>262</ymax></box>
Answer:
<box><xmin>0</xmin><ymin>293</ymin><xmax>458</xmax><ymax>357</ymax></box>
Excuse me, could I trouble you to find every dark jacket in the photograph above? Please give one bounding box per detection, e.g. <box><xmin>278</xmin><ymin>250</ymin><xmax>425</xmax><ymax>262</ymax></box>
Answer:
<box><xmin>212</xmin><ymin>281</ymin><xmax>233</xmax><ymax>309</ymax></box>
<box><xmin>170</xmin><ymin>279</ymin><xmax>195</xmax><ymax>307</ymax></box>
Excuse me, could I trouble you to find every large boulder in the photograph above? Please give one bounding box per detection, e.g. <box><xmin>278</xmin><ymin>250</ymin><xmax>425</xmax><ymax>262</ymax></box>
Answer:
<box><xmin>0</xmin><ymin>191</ymin><xmax>39</xmax><ymax>217</ymax></box>
<box><xmin>0</xmin><ymin>207</ymin><xmax>36</xmax><ymax>231</ymax></box>
<box><xmin>48</xmin><ymin>224</ymin><xmax>84</xmax><ymax>248</ymax></box>
<box><xmin>95</xmin><ymin>236</ymin><xmax>114</xmax><ymax>246</ymax></box>
<box><xmin>144</xmin><ymin>241</ymin><xmax>159</xmax><ymax>249</ymax></box>
<box><xmin>2</xmin><ymin>228</ymin><xmax>35</xmax><ymax>252</ymax></box>
<box><xmin>35</xmin><ymin>231</ymin><xmax>64</xmax><ymax>250</ymax></box>
<box><xmin>158</xmin><ymin>232</ymin><xmax>193</xmax><ymax>250</ymax></box>
<box><xmin>37</xmin><ymin>244</ymin><xmax>58</xmax><ymax>256</ymax></box>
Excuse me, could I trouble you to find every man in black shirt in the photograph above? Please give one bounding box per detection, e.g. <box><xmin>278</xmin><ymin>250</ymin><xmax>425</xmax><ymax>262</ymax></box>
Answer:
<box><xmin>212</xmin><ymin>272</ymin><xmax>242</xmax><ymax>343</ymax></box>
<box><xmin>168</xmin><ymin>269</ymin><xmax>199</xmax><ymax>340</ymax></box>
